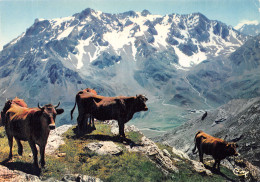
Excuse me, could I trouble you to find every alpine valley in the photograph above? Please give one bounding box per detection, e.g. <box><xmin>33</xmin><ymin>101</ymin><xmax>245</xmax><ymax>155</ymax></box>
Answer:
<box><xmin>0</xmin><ymin>8</ymin><xmax>259</xmax><ymax>137</ymax></box>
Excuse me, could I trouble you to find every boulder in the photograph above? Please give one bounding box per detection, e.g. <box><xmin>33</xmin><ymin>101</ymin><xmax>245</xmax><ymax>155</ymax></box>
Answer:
<box><xmin>46</xmin><ymin>125</ymin><xmax>72</xmax><ymax>155</ymax></box>
<box><xmin>85</xmin><ymin>141</ymin><xmax>123</xmax><ymax>156</ymax></box>
<box><xmin>0</xmin><ymin>165</ymin><xmax>40</xmax><ymax>182</ymax></box>
<box><xmin>191</xmin><ymin>160</ymin><xmax>213</xmax><ymax>176</ymax></box>
<box><xmin>61</xmin><ymin>174</ymin><xmax>102</xmax><ymax>182</ymax></box>
<box><xmin>172</xmin><ymin>147</ymin><xmax>190</xmax><ymax>160</ymax></box>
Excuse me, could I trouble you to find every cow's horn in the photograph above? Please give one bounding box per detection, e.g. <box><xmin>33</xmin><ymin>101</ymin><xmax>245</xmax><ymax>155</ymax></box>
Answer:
<box><xmin>6</xmin><ymin>98</ymin><xmax>8</xmax><ymax>101</ymax></box>
<box><xmin>38</xmin><ymin>103</ymin><xmax>44</xmax><ymax>109</ymax></box>
<box><xmin>54</xmin><ymin>102</ymin><xmax>60</xmax><ymax>108</ymax></box>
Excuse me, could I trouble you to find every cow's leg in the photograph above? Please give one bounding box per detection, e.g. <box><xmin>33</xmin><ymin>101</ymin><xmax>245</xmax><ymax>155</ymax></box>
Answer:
<box><xmin>28</xmin><ymin>140</ymin><xmax>39</xmax><ymax>168</ymax></box>
<box><xmin>216</xmin><ymin>160</ymin><xmax>221</xmax><ymax>170</ymax></box>
<box><xmin>39</xmin><ymin>144</ymin><xmax>46</xmax><ymax>168</ymax></box>
<box><xmin>15</xmin><ymin>138</ymin><xmax>23</xmax><ymax>156</ymax></box>
<box><xmin>213</xmin><ymin>159</ymin><xmax>220</xmax><ymax>170</ymax></box>
<box><xmin>198</xmin><ymin>148</ymin><xmax>203</xmax><ymax>164</ymax></box>
<box><xmin>118</xmin><ymin>121</ymin><xmax>125</xmax><ymax>138</ymax></box>
<box><xmin>7</xmin><ymin>135</ymin><xmax>13</xmax><ymax>159</ymax></box>
<box><xmin>84</xmin><ymin>114</ymin><xmax>91</xmax><ymax>131</ymax></box>
<box><xmin>91</xmin><ymin>116</ymin><xmax>96</xmax><ymax>130</ymax></box>
<box><xmin>84</xmin><ymin>114</ymin><xmax>90</xmax><ymax>132</ymax></box>
<box><xmin>77</xmin><ymin>114</ymin><xmax>84</xmax><ymax>134</ymax></box>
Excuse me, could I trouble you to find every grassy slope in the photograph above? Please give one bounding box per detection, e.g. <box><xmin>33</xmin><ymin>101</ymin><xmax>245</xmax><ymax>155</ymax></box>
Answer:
<box><xmin>0</xmin><ymin>123</ymin><xmax>239</xmax><ymax>181</ymax></box>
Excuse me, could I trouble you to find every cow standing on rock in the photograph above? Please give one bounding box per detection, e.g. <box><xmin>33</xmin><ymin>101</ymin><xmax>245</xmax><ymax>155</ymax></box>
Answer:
<box><xmin>71</xmin><ymin>93</ymin><xmax>148</xmax><ymax>138</ymax></box>
<box><xmin>91</xmin><ymin>95</ymin><xmax>148</xmax><ymax>138</ymax></box>
<box><xmin>4</xmin><ymin>102</ymin><xmax>64</xmax><ymax>168</ymax></box>
<box><xmin>192</xmin><ymin>130</ymin><xmax>239</xmax><ymax>170</ymax></box>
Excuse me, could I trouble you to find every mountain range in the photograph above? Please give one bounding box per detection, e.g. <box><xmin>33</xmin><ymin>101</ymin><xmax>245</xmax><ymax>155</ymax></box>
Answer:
<box><xmin>0</xmin><ymin>8</ymin><xmax>259</xmax><ymax>132</ymax></box>
<box><xmin>236</xmin><ymin>23</ymin><xmax>260</xmax><ymax>36</ymax></box>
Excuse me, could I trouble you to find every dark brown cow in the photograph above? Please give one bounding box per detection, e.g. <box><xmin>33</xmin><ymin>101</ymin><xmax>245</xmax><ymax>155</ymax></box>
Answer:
<box><xmin>1</xmin><ymin>97</ymin><xmax>28</xmax><ymax>126</ymax></box>
<box><xmin>77</xmin><ymin>95</ymin><xmax>148</xmax><ymax>137</ymax></box>
<box><xmin>192</xmin><ymin>130</ymin><xmax>239</xmax><ymax>170</ymax></box>
<box><xmin>71</xmin><ymin>88</ymin><xmax>98</xmax><ymax>133</ymax></box>
<box><xmin>4</xmin><ymin>102</ymin><xmax>64</xmax><ymax>168</ymax></box>
<box><xmin>71</xmin><ymin>93</ymin><xmax>148</xmax><ymax>138</ymax></box>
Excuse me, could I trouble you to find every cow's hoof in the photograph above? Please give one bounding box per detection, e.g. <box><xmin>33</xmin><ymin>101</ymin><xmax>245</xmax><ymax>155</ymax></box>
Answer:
<box><xmin>119</xmin><ymin>135</ymin><xmax>126</xmax><ymax>138</ymax></box>
<box><xmin>40</xmin><ymin>161</ymin><xmax>45</xmax><ymax>168</ymax></box>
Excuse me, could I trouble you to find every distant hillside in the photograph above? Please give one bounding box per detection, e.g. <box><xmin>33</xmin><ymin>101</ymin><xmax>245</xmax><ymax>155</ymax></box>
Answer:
<box><xmin>236</xmin><ymin>23</ymin><xmax>260</xmax><ymax>36</ymax></box>
<box><xmin>154</xmin><ymin>97</ymin><xmax>260</xmax><ymax>181</ymax></box>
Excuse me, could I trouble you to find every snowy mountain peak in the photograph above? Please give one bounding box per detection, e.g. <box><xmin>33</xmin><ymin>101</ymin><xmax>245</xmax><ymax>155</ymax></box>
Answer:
<box><xmin>0</xmin><ymin>9</ymin><xmax>250</xmax><ymax>105</ymax></box>
<box><xmin>2</xmin><ymin>9</ymin><xmax>248</xmax><ymax>71</ymax></box>
<box><xmin>236</xmin><ymin>23</ymin><xmax>260</xmax><ymax>36</ymax></box>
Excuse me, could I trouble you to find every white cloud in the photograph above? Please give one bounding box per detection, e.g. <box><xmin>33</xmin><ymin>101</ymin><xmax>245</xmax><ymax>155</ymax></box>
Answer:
<box><xmin>234</xmin><ymin>20</ymin><xmax>259</xmax><ymax>30</ymax></box>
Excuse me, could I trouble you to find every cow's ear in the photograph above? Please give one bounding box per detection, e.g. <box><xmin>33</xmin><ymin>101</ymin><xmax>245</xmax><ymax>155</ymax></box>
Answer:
<box><xmin>56</xmin><ymin>108</ymin><xmax>64</xmax><ymax>115</ymax></box>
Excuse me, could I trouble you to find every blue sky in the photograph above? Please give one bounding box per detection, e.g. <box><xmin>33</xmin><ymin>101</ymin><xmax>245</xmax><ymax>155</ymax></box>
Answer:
<box><xmin>0</xmin><ymin>0</ymin><xmax>260</xmax><ymax>50</ymax></box>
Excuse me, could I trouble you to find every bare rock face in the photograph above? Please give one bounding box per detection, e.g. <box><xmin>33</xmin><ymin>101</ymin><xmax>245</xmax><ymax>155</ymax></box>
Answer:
<box><xmin>104</xmin><ymin>120</ymin><xmax>179</xmax><ymax>174</ymax></box>
<box><xmin>46</xmin><ymin>124</ymin><xmax>72</xmax><ymax>155</ymax></box>
<box><xmin>0</xmin><ymin>165</ymin><xmax>40</xmax><ymax>182</ymax></box>
<box><xmin>85</xmin><ymin>141</ymin><xmax>123</xmax><ymax>156</ymax></box>
<box><xmin>172</xmin><ymin>147</ymin><xmax>190</xmax><ymax>160</ymax></box>
<box><xmin>104</xmin><ymin>120</ymin><xmax>140</xmax><ymax>136</ymax></box>
<box><xmin>191</xmin><ymin>160</ymin><xmax>212</xmax><ymax>176</ymax></box>
<box><xmin>60</xmin><ymin>174</ymin><xmax>103</xmax><ymax>182</ymax></box>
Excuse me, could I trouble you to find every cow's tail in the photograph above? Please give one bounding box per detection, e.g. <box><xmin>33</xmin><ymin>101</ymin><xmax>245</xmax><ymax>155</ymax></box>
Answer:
<box><xmin>71</xmin><ymin>98</ymin><xmax>77</xmax><ymax>120</ymax></box>
<box><xmin>192</xmin><ymin>130</ymin><xmax>203</xmax><ymax>154</ymax></box>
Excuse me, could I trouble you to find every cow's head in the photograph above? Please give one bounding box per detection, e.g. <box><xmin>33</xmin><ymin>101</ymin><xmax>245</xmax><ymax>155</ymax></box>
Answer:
<box><xmin>226</xmin><ymin>142</ymin><xmax>239</xmax><ymax>156</ymax></box>
<box><xmin>136</xmin><ymin>95</ymin><xmax>148</xmax><ymax>111</ymax></box>
<box><xmin>84</xmin><ymin>88</ymin><xmax>97</xmax><ymax>95</ymax></box>
<box><xmin>38</xmin><ymin>102</ymin><xmax>64</xmax><ymax>130</ymax></box>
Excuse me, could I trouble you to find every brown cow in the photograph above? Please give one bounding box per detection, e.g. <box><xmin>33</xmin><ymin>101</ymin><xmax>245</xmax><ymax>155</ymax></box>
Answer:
<box><xmin>92</xmin><ymin>94</ymin><xmax>148</xmax><ymax>138</ymax></box>
<box><xmin>4</xmin><ymin>102</ymin><xmax>64</xmax><ymax>168</ymax></box>
<box><xmin>1</xmin><ymin>97</ymin><xmax>28</xmax><ymax>126</ymax></box>
<box><xmin>71</xmin><ymin>88</ymin><xmax>98</xmax><ymax>133</ymax></box>
<box><xmin>71</xmin><ymin>93</ymin><xmax>148</xmax><ymax>138</ymax></box>
<box><xmin>192</xmin><ymin>130</ymin><xmax>239</xmax><ymax>170</ymax></box>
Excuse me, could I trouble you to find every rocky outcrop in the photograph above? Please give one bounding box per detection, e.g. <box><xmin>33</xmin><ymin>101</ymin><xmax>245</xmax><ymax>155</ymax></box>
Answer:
<box><xmin>85</xmin><ymin>141</ymin><xmax>123</xmax><ymax>156</ymax></box>
<box><xmin>45</xmin><ymin>125</ymin><xmax>72</xmax><ymax>155</ymax></box>
<box><xmin>105</xmin><ymin>120</ymin><xmax>179</xmax><ymax>174</ymax></box>
<box><xmin>191</xmin><ymin>160</ymin><xmax>212</xmax><ymax>176</ymax></box>
<box><xmin>0</xmin><ymin>165</ymin><xmax>40</xmax><ymax>182</ymax></box>
<box><xmin>59</xmin><ymin>174</ymin><xmax>102</xmax><ymax>182</ymax></box>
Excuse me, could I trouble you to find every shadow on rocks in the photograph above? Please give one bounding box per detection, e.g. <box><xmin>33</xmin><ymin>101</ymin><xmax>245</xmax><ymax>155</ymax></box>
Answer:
<box><xmin>204</xmin><ymin>164</ymin><xmax>237</xmax><ymax>182</ymax></box>
<box><xmin>1</xmin><ymin>159</ymin><xmax>41</xmax><ymax>176</ymax></box>
<box><xmin>72</xmin><ymin>126</ymin><xmax>144</xmax><ymax>148</ymax></box>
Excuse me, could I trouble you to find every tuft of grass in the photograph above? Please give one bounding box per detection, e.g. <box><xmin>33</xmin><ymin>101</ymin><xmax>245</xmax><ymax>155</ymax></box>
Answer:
<box><xmin>126</xmin><ymin>131</ymin><xmax>143</xmax><ymax>144</ymax></box>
